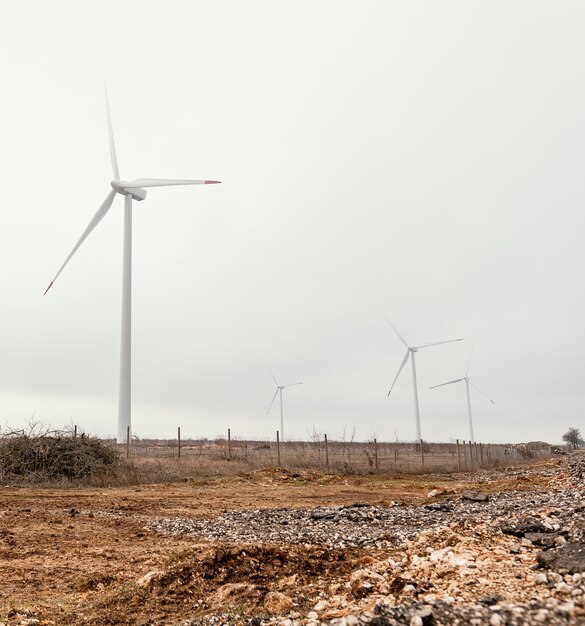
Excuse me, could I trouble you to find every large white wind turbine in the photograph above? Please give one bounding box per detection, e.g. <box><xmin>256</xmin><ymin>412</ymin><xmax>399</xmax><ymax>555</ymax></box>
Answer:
<box><xmin>429</xmin><ymin>351</ymin><xmax>495</xmax><ymax>443</ymax></box>
<box><xmin>266</xmin><ymin>369</ymin><xmax>302</xmax><ymax>441</ymax></box>
<box><xmin>45</xmin><ymin>88</ymin><xmax>220</xmax><ymax>443</ymax></box>
<box><xmin>386</xmin><ymin>319</ymin><xmax>463</xmax><ymax>441</ymax></box>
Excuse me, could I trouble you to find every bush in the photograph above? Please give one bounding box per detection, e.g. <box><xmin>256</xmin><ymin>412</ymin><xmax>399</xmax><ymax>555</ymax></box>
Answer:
<box><xmin>0</xmin><ymin>425</ymin><xmax>120</xmax><ymax>482</ymax></box>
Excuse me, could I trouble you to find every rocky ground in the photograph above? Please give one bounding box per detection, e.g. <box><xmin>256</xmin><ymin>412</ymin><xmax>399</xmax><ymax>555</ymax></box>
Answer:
<box><xmin>139</xmin><ymin>455</ymin><xmax>585</xmax><ymax>626</ymax></box>
<box><xmin>0</xmin><ymin>454</ymin><xmax>584</xmax><ymax>625</ymax></box>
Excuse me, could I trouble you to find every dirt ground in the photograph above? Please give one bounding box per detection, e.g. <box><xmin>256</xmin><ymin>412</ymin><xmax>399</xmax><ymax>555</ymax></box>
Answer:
<box><xmin>0</xmin><ymin>466</ymin><xmax>556</xmax><ymax>625</ymax></box>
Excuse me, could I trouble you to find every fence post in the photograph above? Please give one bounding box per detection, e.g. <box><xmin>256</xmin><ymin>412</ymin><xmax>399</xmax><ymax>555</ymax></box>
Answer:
<box><xmin>73</xmin><ymin>425</ymin><xmax>77</xmax><ymax>439</ymax></box>
<box><xmin>126</xmin><ymin>425</ymin><xmax>130</xmax><ymax>459</ymax></box>
<box><xmin>468</xmin><ymin>441</ymin><xmax>473</xmax><ymax>469</ymax></box>
<box><xmin>276</xmin><ymin>431</ymin><xmax>281</xmax><ymax>466</ymax></box>
<box><xmin>456</xmin><ymin>439</ymin><xmax>461</xmax><ymax>472</ymax></box>
<box><xmin>324</xmin><ymin>433</ymin><xmax>329</xmax><ymax>468</ymax></box>
<box><xmin>177</xmin><ymin>426</ymin><xmax>181</xmax><ymax>459</ymax></box>
<box><xmin>420</xmin><ymin>439</ymin><xmax>425</xmax><ymax>469</ymax></box>
<box><xmin>479</xmin><ymin>443</ymin><xmax>484</xmax><ymax>467</ymax></box>
<box><xmin>374</xmin><ymin>438</ymin><xmax>379</xmax><ymax>471</ymax></box>
<box><xmin>228</xmin><ymin>428</ymin><xmax>231</xmax><ymax>460</ymax></box>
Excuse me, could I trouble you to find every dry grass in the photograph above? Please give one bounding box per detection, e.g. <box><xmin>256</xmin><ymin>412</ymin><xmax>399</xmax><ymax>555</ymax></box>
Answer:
<box><xmin>0</xmin><ymin>423</ymin><xmax>556</xmax><ymax>486</ymax></box>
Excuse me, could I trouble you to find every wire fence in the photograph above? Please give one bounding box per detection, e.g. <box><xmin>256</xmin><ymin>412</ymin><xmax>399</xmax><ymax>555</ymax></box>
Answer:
<box><xmin>119</xmin><ymin>429</ymin><xmax>556</xmax><ymax>475</ymax></box>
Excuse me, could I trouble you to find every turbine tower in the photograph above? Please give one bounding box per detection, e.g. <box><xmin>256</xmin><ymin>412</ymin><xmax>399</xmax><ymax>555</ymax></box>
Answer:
<box><xmin>266</xmin><ymin>369</ymin><xmax>302</xmax><ymax>441</ymax></box>
<box><xmin>429</xmin><ymin>351</ymin><xmax>495</xmax><ymax>443</ymax></box>
<box><xmin>45</xmin><ymin>88</ymin><xmax>220</xmax><ymax>443</ymax></box>
<box><xmin>386</xmin><ymin>318</ymin><xmax>463</xmax><ymax>441</ymax></box>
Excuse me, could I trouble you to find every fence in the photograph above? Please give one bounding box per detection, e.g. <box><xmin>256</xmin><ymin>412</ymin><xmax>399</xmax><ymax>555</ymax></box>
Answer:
<box><xmin>117</xmin><ymin>429</ymin><xmax>555</xmax><ymax>475</ymax></box>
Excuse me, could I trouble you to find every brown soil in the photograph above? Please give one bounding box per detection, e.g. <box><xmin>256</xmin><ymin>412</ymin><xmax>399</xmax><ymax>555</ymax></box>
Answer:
<box><xmin>0</xmin><ymin>466</ymin><xmax>552</xmax><ymax>625</ymax></box>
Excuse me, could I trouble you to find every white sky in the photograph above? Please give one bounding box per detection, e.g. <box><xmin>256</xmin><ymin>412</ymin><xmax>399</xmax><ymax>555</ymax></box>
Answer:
<box><xmin>0</xmin><ymin>1</ymin><xmax>583</xmax><ymax>444</ymax></box>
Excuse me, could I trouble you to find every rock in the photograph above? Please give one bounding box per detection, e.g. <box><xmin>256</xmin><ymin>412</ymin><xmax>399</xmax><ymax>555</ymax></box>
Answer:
<box><xmin>210</xmin><ymin>582</ymin><xmax>260</xmax><ymax>609</ymax></box>
<box><xmin>509</xmin><ymin>542</ymin><xmax>522</xmax><ymax>554</ymax></box>
<box><xmin>524</xmin><ymin>532</ymin><xmax>558</xmax><ymax>548</ymax></box>
<box><xmin>537</xmin><ymin>542</ymin><xmax>585</xmax><ymax>573</ymax></box>
<box><xmin>136</xmin><ymin>570</ymin><xmax>163</xmax><ymax>587</ymax></box>
<box><xmin>461</xmin><ymin>490</ymin><xmax>488</xmax><ymax>502</ymax></box>
<box><xmin>479</xmin><ymin>593</ymin><xmax>504</xmax><ymax>606</ymax></box>
<box><xmin>500</xmin><ymin>518</ymin><xmax>550</xmax><ymax>537</ymax></box>
<box><xmin>264</xmin><ymin>590</ymin><xmax>293</xmax><ymax>615</ymax></box>
<box><xmin>427</xmin><ymin>489</ymin><xmax>446</xmax><ymax>498</ymax></box>
<box><xmin>349</xmin><ymin>568</ymin><xmax>385</xmax><ymax>598</ymax></box>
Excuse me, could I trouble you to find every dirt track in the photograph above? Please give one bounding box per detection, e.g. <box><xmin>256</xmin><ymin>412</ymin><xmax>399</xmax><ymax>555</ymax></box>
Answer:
<box><xmin>0</xmin><ymin>460</ymin><xmax>583</xmax><ymax>625</ymax></box>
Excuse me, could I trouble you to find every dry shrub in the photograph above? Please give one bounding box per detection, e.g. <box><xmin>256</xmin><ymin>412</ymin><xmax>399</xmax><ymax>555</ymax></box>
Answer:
<box><xmin>0</xmin><ymin>425</ymin><xmax>120</xmax><ymax>483</ymax></box>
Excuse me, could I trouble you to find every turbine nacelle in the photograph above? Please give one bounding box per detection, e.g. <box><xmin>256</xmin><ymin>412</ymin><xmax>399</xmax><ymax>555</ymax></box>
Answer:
<box><xmin>110</xmin><ymin>180</ymin><xmax>147</xmax><ymax>201</ymax></box>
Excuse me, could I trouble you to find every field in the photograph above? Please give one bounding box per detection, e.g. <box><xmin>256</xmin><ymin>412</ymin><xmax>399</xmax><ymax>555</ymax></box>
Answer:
<box><xmin>1</xmin><ymin>443</ymin><xmax>584</xmax><ymax>625</ymax></box>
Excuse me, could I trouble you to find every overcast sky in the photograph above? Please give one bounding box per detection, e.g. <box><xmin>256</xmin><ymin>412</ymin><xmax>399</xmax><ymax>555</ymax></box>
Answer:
<box><xmin>0</xmin><ymin>1</ymin><xmax>583</xmax><ymax>444</ymax></box>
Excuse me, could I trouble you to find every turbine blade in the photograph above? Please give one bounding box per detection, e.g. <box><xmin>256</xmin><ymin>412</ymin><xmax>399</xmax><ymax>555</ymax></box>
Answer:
<box><xmin>469</xmin><ymin>380</ymin><xmax>496</xmax><ymax>404</ymax></box>
<box><xmin>383</xmin><ymin>314</ymin><xmax>409</xmax><ymax>347</ymax></box>
<box><xmin>44</xmin><ymin>190</ymin><xmax>117</xmax><ymax>295</ymax></box>
<box><xmin>122</xmin><ymin>178</ymin><xmax>221</xmax><ymax>188</ymax></box>
<box><xmin>466</xmin><ymin>347</ymin><xmax>474</xmax><ymax>377</ymax></box>
<box><xmin>429</xmin><ymin>378</ymin><xmax>465</xmax><ymax>389</ymax></box>
<box><xmin>388</xmin><ymin>351</ymin><xmax>410</xmax><ymax>396</ymax></box>
<box><xmin>415</xmin><ymin>338</ymin><xmax>464</xmax><ymax>349</ymax></box>
<box><xmin>266</xmin><ymin>388</ymin><xmax>279</xmax><ymax>414</ymax></box>
<box><xmin>105</xmin><ymin>86</ymin><xmax>120</xmax><ymax>180</ymax></box>
<box><xmin>283</xmin><ymin>382</ymin><xmax>303</xmax><ymax>387</ymax></box>
<box><xmin>267</xmin><ymin>367</ymin><xmax>279</xmax><ymax>386</ymax></box>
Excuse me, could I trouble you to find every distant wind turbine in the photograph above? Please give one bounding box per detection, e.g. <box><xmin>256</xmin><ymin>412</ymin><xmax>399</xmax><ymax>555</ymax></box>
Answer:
<box><xmin>386</xmin><ymin>318</ymin><xmax>463</xmax><ymax>441</ymax></box>
<box><xmin>429</xmin><ymin>351</ymin><xmax>495</xmax><ymax>443</ymax></box>
<box><xmin>45</xmin><ymin>87</ymin><xmax>220</xmax><ymax>443</ymax></box>
<box><xmin>266</xmin><ymin>369</ymin><xmax>302</xmax><ymax>441</ymax></box>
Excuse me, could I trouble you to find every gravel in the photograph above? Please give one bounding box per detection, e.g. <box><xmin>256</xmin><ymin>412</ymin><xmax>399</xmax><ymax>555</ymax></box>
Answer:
<box><xmin>84</xmin><ymin>453</ymin><xmax>585</xmax><ymax>624</ymax></box>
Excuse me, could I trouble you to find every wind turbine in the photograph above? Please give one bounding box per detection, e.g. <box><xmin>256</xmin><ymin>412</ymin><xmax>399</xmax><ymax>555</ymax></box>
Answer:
<box><xmin>44</xmin><ymin>88</ymin><xmax>220</xmax><ymax>443</ymax></box>
<box><xmin>429</xmin><ymin>351</ymin><xmax>495</xmax><ymax>443</ymax></box>
<box><xmin>266</xmin><ymin>369</ymin><xmax>302</xmax><ymax>441</ymax></box>
<box><xmin>386</xmin><ymin>319</ymin><xmax>463</xmax><ymax>442</ymax></box>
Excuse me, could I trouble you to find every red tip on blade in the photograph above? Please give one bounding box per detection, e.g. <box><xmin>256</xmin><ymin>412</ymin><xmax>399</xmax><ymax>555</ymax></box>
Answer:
<box><xmin>43</xmin><ymin>282</ymin><xmax>53</xmax><ymax>296</ymax></box>
<box><xmin>205</xmin><ymin>180</ymin><xmax>221</xmax><ymax>184</ymax></box>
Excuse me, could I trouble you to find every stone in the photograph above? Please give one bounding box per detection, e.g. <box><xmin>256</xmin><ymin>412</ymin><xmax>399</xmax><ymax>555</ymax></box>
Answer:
<box><xmin>461</xmin><ymin>490</ymin><xmax>488</xmax><ymax>502</ymax></box>
<box><xmin>211</xmin><ymin>583</ymin><xmax>260</xmax><ymax>610</ymax></box>
<box><xmin>479</xmin><ymin>593</ymin><xmax>504</xmax><ymax>606</ymax></box>
<box><xmin>524</xmin><ymin>532</ymin><xmax>558</xmax><ymax>548</ymax></box>
<box><xmin>264</xmin><ymin>591</ymin><xmax>293</xmax><ymax>615</ymax></box>
<box><xmin>349</xmin><ymin>569</ymin><xmax>385</xmax><ymax>598</ymax></box>
<box><xmin>537</xmin><ymin>542</ymin><xmax>585</xmax><ymax>574</ymax></box>
<box><xmin>136</xmin><ymin>570</ymin><xmax>163</xmax><ymax>587</ymax></box>
<box><xmin>499</xmin><ymin>518</ymin><xmax>549</xmax><ymax>537</ymax></box>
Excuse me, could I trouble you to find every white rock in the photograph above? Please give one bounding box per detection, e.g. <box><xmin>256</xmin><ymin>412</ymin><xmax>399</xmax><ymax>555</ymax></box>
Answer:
<box><xmin>489</xmin><ymin>614</ymin><xmax>502</xmax><ymax>626</ymax></box>
<box><xmin>534</xmin><ymin>573</ymin><xmax>548</xmax><ymax>584</ymax></box>
<box><xmin>410</xmin><ymin>617</ymin><xmax>423</xmax><ymax>626</ymax></box>
<box><xmin>558</xmin><ymin>601</ymin><xmax>575</xmax><ymax>614</ymax></box>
